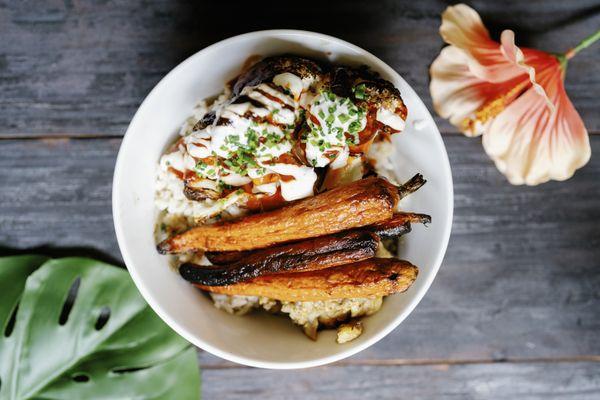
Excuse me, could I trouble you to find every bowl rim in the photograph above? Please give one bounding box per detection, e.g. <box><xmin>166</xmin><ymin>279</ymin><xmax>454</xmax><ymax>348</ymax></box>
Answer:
<box><xmin>113</xmin><ymin>29</ymin><xmax>454</xmax><ymax>369</ymax></box>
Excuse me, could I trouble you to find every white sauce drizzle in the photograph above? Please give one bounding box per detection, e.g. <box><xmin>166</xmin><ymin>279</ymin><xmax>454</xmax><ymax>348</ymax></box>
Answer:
<box><xmin>178</xmin><ymin>71</ymin><xmax>405</xmax><ymax>205</ymax></box>
<box><xmin>376</xmin><ymin>108</ymin><xmax>405</xmax><ymax>131</ymax></box>
<box><xmin>305</xmin><ymin>92</ymin><xmax>366</xmax><ymax>168</ymax></box>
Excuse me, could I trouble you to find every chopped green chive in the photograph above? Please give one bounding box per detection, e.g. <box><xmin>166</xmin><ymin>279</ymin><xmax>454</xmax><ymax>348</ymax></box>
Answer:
<box><xmin>353</xmin><ymin>84</ymin><xmax>367</xmax><ymax>100</ymax></box>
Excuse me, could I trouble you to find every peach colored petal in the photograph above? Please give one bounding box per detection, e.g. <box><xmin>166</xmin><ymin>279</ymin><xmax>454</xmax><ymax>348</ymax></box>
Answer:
<box><xmin>439</xmin><ymin>4</ymin><xmax>492</xmax><ymax>49</ymax></box>
<box><xmin>482</xmin><ymin>66</ymin><xmax>590</xmax><ymax>185</ymax></box>
<box><xmin>440</xmin><ymin>4</ymin><xmax>524</xmax><ymax>83</ymax></box>
<box><xmin>432</xmin><ymin>4</ymin><xmax>561</xmax><ymax>137</ymax></box>
<box><xmin>500</xmin><ymin>30</ymin><xmax>555</xmax><ymax>112</ymax></box>
<box><xmin>430</xmin><ymin>46</ymin><xmax>522</xmax><ymax>136</ymax></box>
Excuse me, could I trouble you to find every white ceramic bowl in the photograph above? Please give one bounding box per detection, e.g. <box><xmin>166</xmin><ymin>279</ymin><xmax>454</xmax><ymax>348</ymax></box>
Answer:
<box><xmin>113</xmin><ymin>30</ymin><xmax>453</xmax><ymax>369</ymax></box>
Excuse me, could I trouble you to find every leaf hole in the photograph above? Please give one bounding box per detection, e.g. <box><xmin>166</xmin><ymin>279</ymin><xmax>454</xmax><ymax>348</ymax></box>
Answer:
<box><xmin>71</xmin><ymin>373</ymin><xmax>90</xmax><ymax>383</ymax></box>
<box><xmin>95</xmin><ymin>306</ymin><xmax>111</xmax><ymax>330</ymax></box>
<box><xmin>112</xmin><ymin>366</ymin><xmax>150</xmax><ymax>375</ymax></box>
<box><xmin>59</xmin><ymin>277</ymin><xmax>81</xmax><ymax>325</ymax></box>
<box><xmin>4</xmin><ymin>302</ymin><xmax>19</xmax><ymax>337</ymax></box>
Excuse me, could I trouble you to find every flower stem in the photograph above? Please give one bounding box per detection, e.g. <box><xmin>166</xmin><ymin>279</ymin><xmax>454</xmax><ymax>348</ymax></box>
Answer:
<box><xmin>565</xmin><ymin>29</ymin><xmax>600</xmax><ymax>60</ymax></box>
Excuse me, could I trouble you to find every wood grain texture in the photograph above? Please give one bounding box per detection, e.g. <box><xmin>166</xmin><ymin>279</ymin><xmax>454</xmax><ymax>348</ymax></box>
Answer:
<box><xmin>0</xmin><ymin>0</ymin><xmax>599</xmax><ymax>137</ymax></box>
<box><xmin>1</xmin><ymin>135</ymin><xmax>598</xmax><ymax>364</ymax></box>
<box><xmin>200</xmin><ymin>361</ymin><xmax>600</xmax><ymax>399</ymax></box>
<box><xmin>0</xmin><ymin>138</ymin><xmax>121</xmax><ymax>263</ymax></box>
<box><xmin>1</xmin><ymin>2</ymin><xmax>599</xmax><ymax>395</ymax></box>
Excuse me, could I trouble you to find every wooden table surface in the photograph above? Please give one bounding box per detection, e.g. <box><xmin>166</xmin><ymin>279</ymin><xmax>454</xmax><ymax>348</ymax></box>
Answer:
<box><xmin>1</xmin><ymin>1</ymin><xmax>599</xmax><ymax>398</ymax></box>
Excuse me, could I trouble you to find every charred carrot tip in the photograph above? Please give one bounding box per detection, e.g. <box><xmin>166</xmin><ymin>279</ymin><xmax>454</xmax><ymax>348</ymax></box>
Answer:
<box><xmin>398</xmin><ymin>174</ymin><xmax>426</xmax><ymax>198</ymax></box>
<box><xmin>419</xmin><ymin>214</ymin><xmax>432</xmax><ymax>225</ymax></box>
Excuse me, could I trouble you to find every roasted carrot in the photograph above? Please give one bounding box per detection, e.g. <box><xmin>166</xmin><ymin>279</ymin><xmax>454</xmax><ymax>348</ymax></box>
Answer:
<box><xmin>370</xmin><ymin>212</ymin><xmax>431</xmax><ymax>238</ymax></box>
<box><xmin>195</xmin><ymin>258</ymin><xmax>418</xmax><ymax>301</ymax></box>
<box><xmin>205</xmin><ymin>211</ymin><xmax>430</xmax><ymax>264</ymax></box>
<box><xmin>157</xmin><ymin>175</ymin><xmax>425</xmax><ymax>254</ymax></box>
<box><xmin>182</xmin><ymin>231</ymin><xmax>379</xmax><ymax>286</ymax></box>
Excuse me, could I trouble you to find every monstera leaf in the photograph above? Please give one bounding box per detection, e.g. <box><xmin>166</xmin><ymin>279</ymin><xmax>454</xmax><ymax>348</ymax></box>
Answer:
<box><xmin>0</xmin><ymin>256</ymin><xmax>200</xmax><ymax>399</ymax></box>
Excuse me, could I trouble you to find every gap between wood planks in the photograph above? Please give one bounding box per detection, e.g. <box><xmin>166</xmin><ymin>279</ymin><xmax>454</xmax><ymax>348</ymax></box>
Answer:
<box><xmin>1</xmin><ymin>131</ymin><xmax>600</xmax><ymax>140</ymax></box>
<box><xmin>199</xmin><ymin>355</ymin><xmax>600</xmax><ymax>370</ymax></box>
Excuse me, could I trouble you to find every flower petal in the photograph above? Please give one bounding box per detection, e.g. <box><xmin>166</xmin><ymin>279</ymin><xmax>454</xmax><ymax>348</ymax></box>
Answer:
<box><xmin>500</xmin><ymin>30</ymin><xmax>555</xmax><ymax>112</ymax></box>
<box><xmin>482</xmin><ymin>66</ymin><xmax>590</xmax><ymax>185</ymax></box>
<box><xmin>440</xmin><ymin>4</ymin><xmax>524</xmax><ymax>83</ymax></box>
<box><xmin>430</xmin><ymin>45</ymin><xmax>525</xmax><ymax>136</ymax></box>
<box><xmin>439</xmin><ymin>4</ymin><xmax>492</xmax><ymax>50</ymax></box>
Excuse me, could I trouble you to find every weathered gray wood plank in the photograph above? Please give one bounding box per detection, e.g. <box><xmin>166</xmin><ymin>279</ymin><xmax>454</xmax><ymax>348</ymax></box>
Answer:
<box><xmin>0</xmin><ymin>0</ymin><xmax>598</xmax><ymax>136</ymax></box>
<box><xmin>1</xmin><ymin>135</ymin><xmax>598</xmax><ymax>363</ymax></box>
<box><xmin>200</xmin><ymin>361</ymin><xmax>600</xmax><ymax>400</ymax></box>
<box><xmin>0</xmin><ymin>138</ymin><xmax>121</xmax><ymax>263</ymax></box>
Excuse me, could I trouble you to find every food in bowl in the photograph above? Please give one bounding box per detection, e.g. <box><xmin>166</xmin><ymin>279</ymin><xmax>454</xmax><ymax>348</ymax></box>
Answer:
<box><xmin>154</xmin><ymin>55</ymin><xmax>430</xmax><ymax>342</ymax></box>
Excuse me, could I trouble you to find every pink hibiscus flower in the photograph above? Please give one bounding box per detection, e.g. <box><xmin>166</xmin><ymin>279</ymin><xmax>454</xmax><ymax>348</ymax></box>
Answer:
<box><xmin>430</xmin><ymin>4</ymin><xmax>599</xmax><ymax>185</ymax></box>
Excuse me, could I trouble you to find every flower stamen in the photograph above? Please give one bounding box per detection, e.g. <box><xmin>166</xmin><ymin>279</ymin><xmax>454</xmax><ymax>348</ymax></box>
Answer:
<box><xmin>461</xmin><ymin>79</ymin><xmax>530</xmax><ymax>134</ymax></box>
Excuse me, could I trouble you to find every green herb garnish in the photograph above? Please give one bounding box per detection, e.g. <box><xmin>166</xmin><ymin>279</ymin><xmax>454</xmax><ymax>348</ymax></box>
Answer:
<box><xmin>353</xmin><ymin>83</ymin><xmax>367</xmax><ymax>100</ymax></box>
